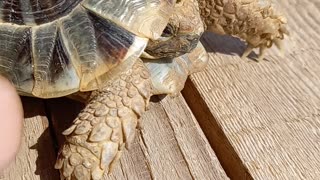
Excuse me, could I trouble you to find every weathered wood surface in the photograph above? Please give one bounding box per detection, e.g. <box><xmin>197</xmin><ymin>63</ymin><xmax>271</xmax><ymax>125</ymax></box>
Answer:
<box><xmin>49</xmin><ymin>95</ymin><xmax>227</xmax><ymax>180</ymax></box>
<box><xmin>2</xmin><ymin>95</ymin><xmax>227</xmax><ymax>180</ymax></box>
<box><xmin>183</xmin><ymin>0</ymin><xmax>320</xmax><ymax>179</ymax></box>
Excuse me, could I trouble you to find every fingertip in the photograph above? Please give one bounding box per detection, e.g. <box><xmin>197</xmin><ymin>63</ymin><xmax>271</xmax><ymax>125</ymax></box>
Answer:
<box><xmin>0</xmin><ymin>76</ymin><xmax>23</xmax><ymax>170</ymax></box>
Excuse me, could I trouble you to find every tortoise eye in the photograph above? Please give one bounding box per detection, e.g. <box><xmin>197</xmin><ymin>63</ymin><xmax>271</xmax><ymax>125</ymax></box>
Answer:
<box><xmin>161</xmin><ymin>24</ymin><xmax>177</xmax><ymax>37</ymax></box>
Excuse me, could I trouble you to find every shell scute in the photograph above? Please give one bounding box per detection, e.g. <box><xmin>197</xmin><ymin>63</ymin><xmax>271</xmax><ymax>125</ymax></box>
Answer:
<box><xmin>0</xmin><ymin>24</ymin><xmax>34</xmax><ymax>95</ymax></box>
<box><xmin>0</xmin><ymin>0</ymin><xmax>174</xmax><ymax>97</ymax></box>
<box><xmin>0</xmin><ymin>0</ymin><xmax>82</xmax><ymax>25</ymax></box>
<box><xmin>59</xmin><ymin>7</ymin><xmax>148</xmax><ymax>93</ymax></box>
<box><xmin>32</xmin><ymin>22</ymin><xmax>80</xmax><ymax>97</ymax></box>
<box><xmin>82</xmin><ymin>0</ymin><xmax>176</xmax><ymax>39</ymax></box>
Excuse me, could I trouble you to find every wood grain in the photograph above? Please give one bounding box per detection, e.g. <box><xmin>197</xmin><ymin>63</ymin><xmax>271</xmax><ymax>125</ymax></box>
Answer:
<box><xmin>183</xmin><ymin>0</ymin><xmax>320</xmax><ymax>179</ymax></box>
<box><xmin>160</xmin><ymin>95</ymin><xmax>228</xmax><ymax>180</ymax></box>
<box><xmin>48</xmin><ymin>95</ymin><xmax>228</xmax><ymax>180</ymax></box>
<box><xmin>1</xmin><ymin>97</ymin><xmax>59</xmax><ymax>180</ymax></box>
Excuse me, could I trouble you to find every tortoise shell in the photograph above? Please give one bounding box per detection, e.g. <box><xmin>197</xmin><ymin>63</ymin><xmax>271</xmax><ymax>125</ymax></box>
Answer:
<box><xmin>0</xmin><ymin>0</ymin><xmax>175</xmax><ymax>98</ymax></box>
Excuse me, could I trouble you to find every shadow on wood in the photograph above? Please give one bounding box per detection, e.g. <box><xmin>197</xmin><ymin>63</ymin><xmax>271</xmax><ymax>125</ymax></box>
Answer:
<box><xmin>201</xmin><ymin>32</ymin><xmax>258</xmax><ymax>61</ymax></box>
<box><xmin>22</xmin><ymin>97</ymin><xmax>46</xmax><ymax>118</ymax></box>
<box><xmin>45</xmin><ymin>98</ymin><xmax>85</xmax><ymax>146</ymax></box>
<box><xmin>182</xmin><ymin>79</ymin><xmax>252</xmax><ymax>180</ymax></box>
<box><xmin>22</xmin><ymin>97</ymin><xmax>60</xmax><ymax>180</ymax></box>
<box><xmin>29</xmin><ymin>127</ymin><xmax>59</xmax><ymax>180</ymax></box>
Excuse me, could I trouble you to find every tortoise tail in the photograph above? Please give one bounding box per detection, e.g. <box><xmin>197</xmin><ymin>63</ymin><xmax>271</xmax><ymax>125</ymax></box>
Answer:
<box><xmin>54</xmin><ymin>59</ymin><xmax>151</xmax><ymax>180</ymax></box>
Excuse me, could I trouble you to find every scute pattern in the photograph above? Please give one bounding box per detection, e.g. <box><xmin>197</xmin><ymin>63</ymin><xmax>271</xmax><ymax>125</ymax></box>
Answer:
<box><xmin>0</xmin><ymin>0</ymin><xmax>82</xmax><ymax>25</ymax></box>
<box><xmin>0</xmin><ymin>6</ymin><xmax>148</xmax><ymax>98</ymax></box>
<box><xmin>82</xmin><ymin>0</ymin><xmax>176</xmax><ymax>39</ymax></box>
<box><xmin>32</xmin><ymin>22</ymin><xmax>80</xmax><ymax>97</ymax></box>
<box><xmin>0</xmin><ymin>0</ymin><xmax>177</xmax><ymax>98</ymax></box>
<box><xmin>0</xmin><ymin>25</ymin><xmax>34</xmax><ymax>95</ymax></box>
<box><xmin>59</xmin><ymin>7</ymin><xmax>97</xmax><ymax>92</ymax></box>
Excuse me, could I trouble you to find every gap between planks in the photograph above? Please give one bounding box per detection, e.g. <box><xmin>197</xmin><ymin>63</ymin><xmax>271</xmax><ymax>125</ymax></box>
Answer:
<box><xmin>45</xmin><ymin>94</ymin><xmax>228</xmax><ymax>180</ymax></box>
<box><xmin>182</xmin><ymin>0</ymin><xmax>320</xmax><ymax>179</ymax></box>
<box><xmin>2</xmin><ymin>95</ymin><xmax>228</xmax><ymax>180</ymax></box>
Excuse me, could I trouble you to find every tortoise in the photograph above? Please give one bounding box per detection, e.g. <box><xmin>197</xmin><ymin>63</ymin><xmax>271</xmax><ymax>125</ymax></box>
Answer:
<box><xmin>0</xmin><ymin>0</ymin><xmax>288</xmax><ymax>179</ymax></box>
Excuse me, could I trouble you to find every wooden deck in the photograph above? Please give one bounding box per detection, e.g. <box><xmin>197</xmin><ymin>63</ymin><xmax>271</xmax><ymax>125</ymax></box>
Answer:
<box><xmin>2</xmin><ymin>0</ymin><xmax>320</xmax><ymax>179</ymax></box>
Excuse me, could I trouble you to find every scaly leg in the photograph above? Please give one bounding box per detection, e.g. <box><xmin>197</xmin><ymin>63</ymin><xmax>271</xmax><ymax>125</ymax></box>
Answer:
<box><xmin>55</xmin><ymin>59</ymin><xmax>151</xmax><ymax>180</ymax></box>
<box><xmin>198</xmin><ymin>0</ymin><xmax>288</xmax><ymax>60</ymax></box>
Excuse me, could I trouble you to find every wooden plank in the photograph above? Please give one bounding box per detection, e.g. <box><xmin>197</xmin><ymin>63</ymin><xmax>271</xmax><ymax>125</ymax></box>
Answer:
<box><xmin>1</xmin><ymin>97</ymin><xmax>59</xmax><ymax>180</ymax></box>
<box><xmin>159</xmin><ymin>95</ymin><xmax>228</xmax><ymax>180</ymax></box>
<box><xmin>48</xmin><ymin>95</ymin><xmax>228</xmax><ymax>179</ymax></box>
<box><xmin>183</xmin><ymin>0</ymin><xmax>320</xmax><ymax>179</ymax></box>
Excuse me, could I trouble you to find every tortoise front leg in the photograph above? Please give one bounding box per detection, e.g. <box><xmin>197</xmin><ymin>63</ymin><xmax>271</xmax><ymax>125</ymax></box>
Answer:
<box><xmin>54</xmin><ymin>59</ymin><xmax>151</xmax><ymax>180</ymax></box>
<box><xmin>199</xmin><ymin>0</ymin><xmax>288</xmax><ymax>60</ymax></box>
